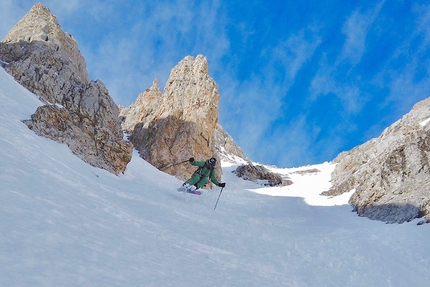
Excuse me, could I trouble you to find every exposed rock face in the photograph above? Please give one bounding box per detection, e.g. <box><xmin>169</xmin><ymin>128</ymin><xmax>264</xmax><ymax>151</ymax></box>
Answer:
<box><xmin>323</xmin><ymin>97</ymin><xmax>430</xmax><ymax>223</ymax></box>
<box><xmin>233</xmin><ymin>164</ymin><xmax>292</xmax><ymax>187</ymax></box>
<box><xmin>0</xmin><ymin>3</ymin><xmax>132</xmax><ymax>174</ymax></box>
<box><xmin>120</xmin><ymin>55</ymin><xmax>223</xmax><ymax>181</ymax></box>
<box><xmin>214</xmin><ymin>123</ymin><xmax>249</xmax><ymax>164</ymax></box>
<box><xmin>119</xmin><ymin>78</ymin><xmax>163</xmax><ymax>133</ymax></box>
<box><xmin>1</xmin><ymin>3</ymin><xmax>88</xmax><ymax>103</ymax></box>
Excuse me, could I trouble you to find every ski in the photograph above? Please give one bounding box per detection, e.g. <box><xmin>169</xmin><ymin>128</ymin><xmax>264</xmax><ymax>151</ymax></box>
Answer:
<box><xmin>177</xmin><ymin>187</ymin><xmax>201</xmax><ymax>195</ymax></box>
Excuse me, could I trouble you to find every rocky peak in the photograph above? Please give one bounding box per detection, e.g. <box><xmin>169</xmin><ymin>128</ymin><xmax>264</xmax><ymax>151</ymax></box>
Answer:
<box><xmin>0</xmin><ymin>3</ymin><xmax>132</xmax><ymax>174</ymax></box>
<box><xmin>120</xmin><ymin>55</ymin><xmax>225</xmax><ymax>181</ymax></box>
<box><xmin>161</xmin><ymin>55</ymin><xmax>219</xmax><ymax>126</ymax></box>
<box><xmin>324</xmin><ymin>96</ymin><xmax>430</xmax><ymax>224</ymax></box>
<box><xmin>1</xmin><ymin>3</ymin><xmax>88</xmax><ymax>85</ymax></box>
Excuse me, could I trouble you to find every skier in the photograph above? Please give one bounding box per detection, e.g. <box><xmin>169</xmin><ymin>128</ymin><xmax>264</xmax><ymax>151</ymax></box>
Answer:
<box><xmin>182</xmin><ymin>157</ymin><xmax>226</xmax><ymax>194</ymax></box>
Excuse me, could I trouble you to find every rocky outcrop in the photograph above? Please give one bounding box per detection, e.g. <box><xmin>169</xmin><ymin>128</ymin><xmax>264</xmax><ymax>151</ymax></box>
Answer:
<box><xmin>120</xmin><ymin>55</ymin><xmax>222</xmax><ymax>181</ymax></box>
<box><xmin>0</xmin><ymin>3</ymin><xmax>132</xmax><ymax>174</ymax></box>
<box><xmin>323</xmin><ymin>97</ymin><xmax>430</xmax><ymax>224</ymax></box>
<box><xmin>233</xmin><ymin>164</ymin><xmax>293</xmax><ymax>187</ymax></box>
<box><xmin>214</xmin><ymin>124</ymin><xmax>248</xmax><ymax>164</ymax></box>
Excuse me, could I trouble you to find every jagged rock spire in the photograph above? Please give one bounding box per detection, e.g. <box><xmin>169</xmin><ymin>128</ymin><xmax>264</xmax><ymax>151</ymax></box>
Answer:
<box><xmin>120</xmin><ymin>55</ymin><xmax>223</xmax><ymax>181</ymax></box>
<box><xmin>2</xmin><ymin>2</ymin><xmax>88</xmax><ymax>84</ymax></box>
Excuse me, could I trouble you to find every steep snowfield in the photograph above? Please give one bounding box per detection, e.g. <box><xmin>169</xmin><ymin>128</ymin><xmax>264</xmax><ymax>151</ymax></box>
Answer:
<box><xmin>1</xmin><ymin>67</ymin><xmax>430</xmax><ymax>287</ymax></box>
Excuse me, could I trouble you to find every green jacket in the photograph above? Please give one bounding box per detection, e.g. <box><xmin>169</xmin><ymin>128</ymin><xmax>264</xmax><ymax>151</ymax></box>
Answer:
<box><xmin>191</xmin><ymin>160</ymin><xmax>220</xmax><ymax>186</ymax></box>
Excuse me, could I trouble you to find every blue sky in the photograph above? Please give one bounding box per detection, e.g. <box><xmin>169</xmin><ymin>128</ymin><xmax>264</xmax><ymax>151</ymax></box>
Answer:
<box><xmin>2</xmin><ymin>0</ymin><xmax>430</xmax><ymax>168</ymax></box>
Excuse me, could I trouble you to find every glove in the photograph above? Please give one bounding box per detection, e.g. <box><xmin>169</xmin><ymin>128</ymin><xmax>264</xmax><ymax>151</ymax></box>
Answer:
<box><xmin>218</xmin><ymin>182</ymin><xmax>226</xmax><ymax>188</ymax></box>
<box><xmin>189</xmin><ymin>157</ymin><xmax>194</xmax><ymax>163</ymax></box>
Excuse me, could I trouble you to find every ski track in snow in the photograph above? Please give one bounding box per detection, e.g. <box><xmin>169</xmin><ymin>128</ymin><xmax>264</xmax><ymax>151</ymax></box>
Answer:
<box><xmin>1</xmin><ymin>68</ymin><xmax>430</xmax><ymax>286</ymax></box>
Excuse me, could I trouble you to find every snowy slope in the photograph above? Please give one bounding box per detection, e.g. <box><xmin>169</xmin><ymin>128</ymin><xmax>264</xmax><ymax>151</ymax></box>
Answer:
<box><xmin>1</xmin><ymin>67</ymin><xmax>430</xmax><ymax>287</ymax></box>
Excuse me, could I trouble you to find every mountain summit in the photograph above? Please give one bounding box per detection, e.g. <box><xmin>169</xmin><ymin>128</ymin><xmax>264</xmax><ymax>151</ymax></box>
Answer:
<box><xmin>1</xmin><ymin>2</ymin><xmax>88</xmax><ymax>89</ymax></box>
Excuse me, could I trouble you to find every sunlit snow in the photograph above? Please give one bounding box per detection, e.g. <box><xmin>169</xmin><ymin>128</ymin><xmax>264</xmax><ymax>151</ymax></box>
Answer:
<box><xmin>1</xmin><ymin>68</ymin><xmax>430</xmax><ymax>287</ymax></box>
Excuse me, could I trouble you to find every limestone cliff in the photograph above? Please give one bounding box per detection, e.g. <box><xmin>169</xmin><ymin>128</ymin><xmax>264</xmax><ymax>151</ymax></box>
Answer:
<box><xmin>0</xmin><ymin>3</ymin><xmax>132</xmax><ymax>174</ymax></box>
<box><xmin>120</xmin><ymin>55</ymin><xmax>233</xmax><ymax>181</ymax></box>
<box><xmin>324</xmin><ymin>97</ymin><xmax>430</xmax><ymax>223</ymax></box>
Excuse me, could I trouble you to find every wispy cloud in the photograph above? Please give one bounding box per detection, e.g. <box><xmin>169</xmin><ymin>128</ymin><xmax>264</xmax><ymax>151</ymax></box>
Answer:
<box><xmin>43</xmin><ymin>0</ymin><xmax>82</xmax><ymax>14</ymax></box>
<box><xmin>339</xmin><ymin>0</ymin><xmax>385</xmax><ymax>64</ymax></box>
<box><xmin>414</xmin><ymin>3</ymin><xmax>430</xmax><ymax>48</ymax></box>
<box><xmin>310</xmin><ymin>1</ymin><xmax>385</xmax><ymax>111</ymax></box>
<box><xmin>309</xmin><ymin>58</ymin><xmax>367</xmax><ymax>116</ymax></box>
<box><xmin>373</xmin><ymin>2</ymin><xmax>430</xmax><ymax>114</ymax></box>
<box><xmin>219</xmin><ymin>27</ymin><xmax>322</xmax><ymax>165</ymax></box>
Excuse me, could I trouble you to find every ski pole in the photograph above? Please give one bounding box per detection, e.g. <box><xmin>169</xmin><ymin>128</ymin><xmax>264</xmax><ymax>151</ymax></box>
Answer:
<box><xmin>159</xmin><ymin>159</ymin><xmax>189</xmax><ymax>171</ymax></box>
<box><xmin>213</xmin><ymin>187</ymin><xmax>224</xmax><ymax>210</ymax></box>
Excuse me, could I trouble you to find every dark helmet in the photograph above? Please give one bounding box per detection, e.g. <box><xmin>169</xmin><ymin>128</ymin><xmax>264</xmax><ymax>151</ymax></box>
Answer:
<box><xmin>208</xmin><ymin>157</ymin><xmax>217</xmax><ymax>167</ymax></box>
